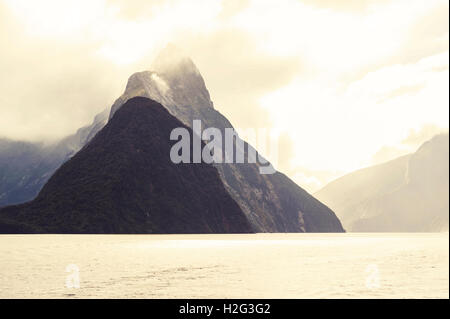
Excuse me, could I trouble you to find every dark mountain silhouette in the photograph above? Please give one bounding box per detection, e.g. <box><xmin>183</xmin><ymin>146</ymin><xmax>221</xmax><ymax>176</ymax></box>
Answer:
<box><xmin>0</xmin><ymin>97</ymin><xmax>253</xmax><ymax>234</ymax></box>
<box><xmin>0</xmin><ymin>45</ymin><xmax>344</xmax><ymax>233</ymax></box>
<box><xmin>107</xmin><ymin>45</ymin><xmax>344</xmax><ymax>233</ymax></box>
<box><xmin>316</xmin><ymin>133</ymin><xmax>449</xmax><ymax>232</ymax></box>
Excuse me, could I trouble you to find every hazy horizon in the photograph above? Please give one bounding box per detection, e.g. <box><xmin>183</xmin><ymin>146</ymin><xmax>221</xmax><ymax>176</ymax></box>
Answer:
<box><xmin>0</xmin><ymin>0</ymin><xmax>448</xmax><ymax>191</ymax></box>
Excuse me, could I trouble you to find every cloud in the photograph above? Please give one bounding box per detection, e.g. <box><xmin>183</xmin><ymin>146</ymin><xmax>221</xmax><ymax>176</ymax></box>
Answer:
<box><xmin>272</xmin><ymin>132</ymin><xmax>344</xmax><ymax>192</ymax></box>
<box><xmin>291</xmin><ymin>168</ymin><xmax>344</xmax><ymax>193</ymax></box>
<box><xmin>0</xmin><ymin>0</ymin><xmax>298</xmax><ymax>141</ymax></box>
<box><xmin>371</xmin><ymin>124</ymin><xmax>448</xmax><ymax>165</ymax></box>
<box><xmin>0</xmin><ymin>0</ymin><xmax>448</xmax><ymax>181</ymax></box>
<box><xmin>398</xmin><ymin>1</ymin><xmax>449</xmax><ymax>64</ymax></box>
<box><xmin>0</xmin><ymin>2</ymin><xmax>118</xmax><ymax>140</ymax></box>
<box><xmin>402</xmin><ymin>124</ymin><xmax>448</xmax><ymax>147</ymax></box>
<box><xmin>260</xmin><ymin>52</ymin><xmax>449</xmax><ymax>172</ymax></box>
<box><xmin>301</xmin><ymin>0</ymin><xmax>392</xmax><ymax>12</ymax></box>
<box><xmin>370</xmin><ymin>145</ymin><xmax>411</xmax><ymax>165</ymax></box>
<box><xmin>231</xmin><ymin>0</ymin><xmax>448</xmax><ymax>83</ymax></box>
<box><xmin>292</xmin><ymin>172</ymin><xmax>323</xmax><ymax>194</ymax></box>
<box><xmin>177</xmin><ymin>30</ymin><xmax>301</xmax><ymax>130</ymax></box>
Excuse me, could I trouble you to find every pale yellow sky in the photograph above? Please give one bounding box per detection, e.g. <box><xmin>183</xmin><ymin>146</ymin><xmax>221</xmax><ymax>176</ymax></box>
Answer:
<box><xmin>0</xmin><ymin>0</ymin><xmax>448</xmax><ymax>191</ymax></box>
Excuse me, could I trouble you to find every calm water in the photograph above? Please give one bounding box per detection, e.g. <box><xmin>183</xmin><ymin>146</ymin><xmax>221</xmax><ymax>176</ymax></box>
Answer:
<box><xmin>0</xmin><ymin>233</ymin><xmax>448</xmax><ymax>299</ymax></box>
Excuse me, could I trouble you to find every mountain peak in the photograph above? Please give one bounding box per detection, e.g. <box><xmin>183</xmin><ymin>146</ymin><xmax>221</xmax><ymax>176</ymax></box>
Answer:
<box><xmin>109</xmin><ymin>45</ymin><xmax>214</xmax><ymax>121</ymax></box>
<box><xmin>149</xmin><ymin>44</ymin><xmax>213</xmax><ymax>110</ymax></box>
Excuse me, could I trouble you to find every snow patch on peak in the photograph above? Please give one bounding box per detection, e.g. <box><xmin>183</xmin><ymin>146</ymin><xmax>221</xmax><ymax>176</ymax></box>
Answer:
<box><xmin>150</xmin><ymin>73</ymin><xmax>169</xmax><ymax>94</ymax></box>
<box><xmin>109</xmin><ymin>45</ymin><xmax>214</xmax><ymax>122</ymax></box>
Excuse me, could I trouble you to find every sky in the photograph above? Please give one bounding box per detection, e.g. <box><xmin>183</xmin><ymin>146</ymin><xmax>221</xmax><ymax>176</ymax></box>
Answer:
<box><xmin>0</xmin><ymin>0</ymin><xmax>448</xmax><ymax>192</ymax></box>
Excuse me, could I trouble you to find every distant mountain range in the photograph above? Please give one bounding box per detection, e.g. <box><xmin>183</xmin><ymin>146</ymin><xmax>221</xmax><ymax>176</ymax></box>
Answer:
<box><xmin>0</xmin><ymin>45</ymin><xmax>344</xmax><ymax>233</ymax></box>
<box><xmin>0</xmin><ymin>109</ymin><xmax>108</xmax><ymax>207</ymax></box>
<box><xmin>316</xmin><ymin>133</ymin><xmax>449</xmax><ymax>232</ymax></box>
<box><xmin>0</xmin><ymin>97</ymin><xmax>253</xmax><ymax>233</ymax></box>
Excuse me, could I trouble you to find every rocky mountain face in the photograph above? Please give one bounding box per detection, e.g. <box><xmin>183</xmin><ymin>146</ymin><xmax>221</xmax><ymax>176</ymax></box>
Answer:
<box><xmin>316</xmin><ymin>133</ymin><xmax>449</xmax><ymax>232</ymax></box>
<box><xmin>107</xmin><ymin>45</ymin><xmax>344</xmax><ymax>233</ymax></box>
<box><xmin>109</xmin><ymin>44</ymin><xmax>214</xmax><ymax>123</ymax></box>
<box><xmin>0</xmin><ymin>109</ymin><xmax>108</xmax><ymax>207</ymax></box>
<box><xmin>0</xmin><ymin>45</ymin><xmax>344</xmax><ymax>233</ymax></box>
<box><xmin>0</xmin><ymin>97</ymin><xmax>253</xmax><ymax>234</ymax></box>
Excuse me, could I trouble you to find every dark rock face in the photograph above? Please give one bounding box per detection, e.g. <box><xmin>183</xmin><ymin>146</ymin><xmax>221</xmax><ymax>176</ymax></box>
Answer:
<box><xmin>317</xmin><ymin>133</ymin><xmax>449</xmax><ymax>232</ymax></box>
<box><xmin>0</xmin><ymin>45</ymin><xmax>344</xmax><ymax>233</ymax></box>
<box><xmin>107</xmin><ymin>46</ymin><xmax>344</xmax><ymax>233</ymax></box>
<box><xmin>0</xmin><ymin>97</ymin><xmax>253</xmax><ymax>234</ymax></box>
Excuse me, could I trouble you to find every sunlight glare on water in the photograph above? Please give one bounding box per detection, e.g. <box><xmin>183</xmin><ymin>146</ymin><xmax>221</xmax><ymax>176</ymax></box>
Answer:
<box><xmin>0</xmin><ymin>233</ymin><xmax>448</xmax><ymax>298</ymax></box>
